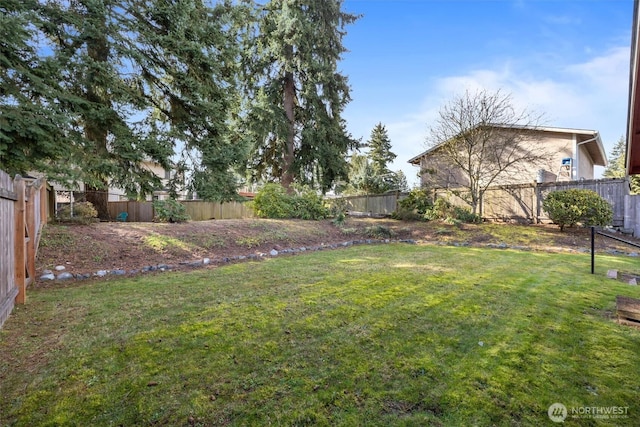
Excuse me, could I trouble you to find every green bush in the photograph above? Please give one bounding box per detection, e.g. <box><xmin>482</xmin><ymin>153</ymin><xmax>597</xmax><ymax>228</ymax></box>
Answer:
<box><xmin>420</xmin><ymin>197</ymin><xmax>482</xmax><ymax>224</ymax></box>
<box><xmin>542</xmin><ymin>189</ymin><xmax>613</xmax><ymax>231</ymax></box>
<box><xmin>291</xmin><ymin>187</ymin><xmax>330</xmax><ymax>220</ymax></box>
<box><xmin>153</xmin><ymin>199</ymin><xmax>190</xmax><ymax>223</ymax></box>
<box><xmin>392</xmin><ymin>189</ymin><xmax>433</xmax><ymax>220</ymax></box>
<box><xmin>424</xmin><ymin>198</ymin><xmax>451</xmax><ymax>221</ymax></box>
<box><xmin>56</xmin><ymin>202</ymin><xmax>98</xmax><ymax>224</ymax></box>
<box><xmin>252</xmin><ymin>184</ymin><xmax>294</xmax><ymax>219</ymax></box>
<box><xmin>252</xmin><ymin>184</ymin><xmax>329</xmax><ymax>220</ymax></box>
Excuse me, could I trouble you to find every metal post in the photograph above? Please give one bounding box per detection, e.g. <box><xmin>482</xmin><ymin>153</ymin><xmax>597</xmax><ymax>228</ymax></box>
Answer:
<box><xmin>591</xmin><ymin>226</ymin><xmax>595</xmax><ymax>274</ymax></box>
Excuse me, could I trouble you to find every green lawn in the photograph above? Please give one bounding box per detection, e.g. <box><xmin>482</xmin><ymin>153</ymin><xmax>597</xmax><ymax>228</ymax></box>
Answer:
<box><xmin>2</xmin><ymin>244</ymin><xmax>640</xmax><ymax>426</ymax></box>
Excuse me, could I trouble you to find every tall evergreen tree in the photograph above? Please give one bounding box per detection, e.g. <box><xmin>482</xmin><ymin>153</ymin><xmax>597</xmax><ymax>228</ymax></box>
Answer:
<box><xmin>24</xmin><ymin>0</ymin><xmax>247</xmax><ymax>218</ymax></box>
<box><xmin>604</xmin><ymin>135</ymin><xmax>640</xmax><ymax>193</ymax></box>
<box><xmin>367</xmin><ymin>122</ymin><xmax>396</xmax><ymax>175</ymax></box>
<box><xmin>0</xmin><ymin>0</ymin><xmax>70</xmax><ymax>177</ymax></box>
<box><xmin>243</xmin><ymin>0</ymin><xmax>359</xmax><ymax>192</ymax></box>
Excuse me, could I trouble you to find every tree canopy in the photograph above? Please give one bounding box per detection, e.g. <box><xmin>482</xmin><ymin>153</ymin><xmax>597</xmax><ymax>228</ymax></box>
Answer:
<box><xmin>1</xmin><ymin>0</ymin><xmax>361</xmax><ymax>214</ymax></box>
<box><xmin>242</xmin><ymin>0</ymin><xmax>359</xmax><ymax>193</ymax></box>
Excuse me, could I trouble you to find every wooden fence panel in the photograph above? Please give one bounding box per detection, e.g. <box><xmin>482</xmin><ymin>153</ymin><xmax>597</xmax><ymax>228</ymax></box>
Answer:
<box><xmin>108</xmin><ymin>201</ymin><xmax>154</xmax><ymax>222</ymax></box>
<box><xmin>537</xmin><ymin>178</ymin><xmax>628</xmax><ymax>226</ymax></box>
<box><xmin>434</xmin><ymin>178</ymin><xmax>628</xmax><ymax>224</ymax></box>
<box><xmin>0</xmin><ymin>173</ymin><xmax>48</xmax><ymax>328</ymax></box>
<box><xmin>108</xmin><ymin>200</ymin><xmax>254</xmax><ymax>222</ymax></box>
<box><xmin>338</xmin><ymin>193</ymin><xmax>401</xmax><ymax>216</ymax></box>
<box><xmin>0</xmin><ymin>170</ymin><xmax>17</xmax><ymax>329</ymax></box>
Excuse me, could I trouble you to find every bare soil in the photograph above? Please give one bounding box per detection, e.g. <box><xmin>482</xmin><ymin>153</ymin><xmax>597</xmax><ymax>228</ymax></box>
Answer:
<box><xmin>35</xmin><ymin>217</ymin><xmax>640</xmax><ymax>283</ymax></box>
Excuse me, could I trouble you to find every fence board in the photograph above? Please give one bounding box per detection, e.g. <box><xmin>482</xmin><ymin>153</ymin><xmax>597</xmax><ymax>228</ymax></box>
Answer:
<box><xmin>434</xmin><ymin>178</ymin><xmax>628</xmax><ymax>224</ymax></box>
<box><xmin>107</xmin><ymin>200</ymin><xmax>254</xmax><ymax>222</ymax></box>
<box><xmin>0</xmin><ymin>170</ymin><xmax>17</xmax><ymax>328</ymax></box>
<box><xmin>336</xmin><ymin>193</ymin><xmax>401</xmax><ymax>216</ymax></box>
<box><xmin>0</xmin><ymin>173</ymin><xmax>48</xmax><ymax>328</ymax></box>
<box><xmin>108</xmin><ymin>201</ymin><xmax>154</xmax><ymax>222</ymax></box>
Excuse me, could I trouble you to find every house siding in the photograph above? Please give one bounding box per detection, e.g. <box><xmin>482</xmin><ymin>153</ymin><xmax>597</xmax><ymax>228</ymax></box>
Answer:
<box><xmin>413</xmin><ymin>128</ymin><xmax>603</xmax><ymax>188</ymax></box>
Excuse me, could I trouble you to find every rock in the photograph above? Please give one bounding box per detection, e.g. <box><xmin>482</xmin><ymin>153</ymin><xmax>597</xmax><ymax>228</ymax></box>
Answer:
<box><xmin>57</xmin><ymin>272</ymin><xmax>74</xmax><ymax>280</ymax></box>
<box><xmin>157</xmin><ymin>264</ymin><xmax>168</xmax><ymax>270</ymax></box>
<box><xmin>237</xmin><ymin>256</ymin><xmax>246</xmax><ymax>260</ymax></box>
<box><xmin>629</xmin><ymin>252</ymin><xmax>639</xmax><ymax>257</ymax></box>
<box><xmin>42</xmin><ymin>269</ymin><xmax>53</xmax><ymax>275</ymax></box>
<box><xmin>629</xmin><ymin>278</ymin><xmax>638</xmax><ymax>286</ymax></box>
<box><xmin>607</xmin><ymin>270</ymin><xmax>618</xmax><ymax>279</ymax></box>
<box><xmin>478</xmin><ymin>341</ymin><xmax>484</xmax><ymax>347</ymax></box>
<box><xmin>112</xmin><ymin>269</ymin><xmax>126</xmax><ymax>275</ymax></box>
<box><xmin>203</xmin><ymin>258</ymin><xmax>211</xmax><ymax>265</ymax></box>
<box><xmin>55</xmin><ymin>265</ymin><xmax>66</xmax><ymax>271</ymax></box>
<box><xmin>299</xmin><ymin>247</ymin><xmax>306</xmax><ymax>252</ymax></box>
<box><xmin>95</xmin><ymin>270</ymin><xmax>108</xmax><ymax>277</ymax></box>
<box><xmin>40</xmin><ymin>273</ymin><xmax>55</xmax><ymax>281</ymax></box>
<box><xmin>269</xmin><ymin>249</ymin><xmax>278</xmax><ymax>256</ymax></box>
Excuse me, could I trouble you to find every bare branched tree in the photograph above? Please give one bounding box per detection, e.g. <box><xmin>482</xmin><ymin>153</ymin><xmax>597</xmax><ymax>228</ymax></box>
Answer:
<box><xmin>425</xmin><ymin>89</ymin><xmax>554</xmax><ymax>215</ymax></box>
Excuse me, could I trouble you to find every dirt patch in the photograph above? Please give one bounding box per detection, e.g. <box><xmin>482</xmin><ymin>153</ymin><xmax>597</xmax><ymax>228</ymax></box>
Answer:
<box><xmin>35</xmin><ymin>218</ymin><xmax>640</xmax><ymax>282</ymax></box>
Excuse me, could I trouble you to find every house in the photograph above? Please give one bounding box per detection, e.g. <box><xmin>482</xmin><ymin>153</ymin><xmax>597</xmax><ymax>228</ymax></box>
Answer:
<box><xmin>408</xmin><ymin>125</ymin><xmax>607</xmax><ymax>188</ymax></box>
<box><xmin>627</xmin><ymin>0</ymin><xmax>640</xmax><ymax>175</ymax></box>
<box><xmin>106</xmin><ymin>159</ymin><xmax>179</xmax><ymax>202</ymax></box>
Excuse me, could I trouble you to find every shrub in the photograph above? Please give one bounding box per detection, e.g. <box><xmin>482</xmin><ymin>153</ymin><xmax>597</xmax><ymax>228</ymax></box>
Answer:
<box><xmin>252</xmin><ymin>184</ymin><xmax>329</xmax><ymax>220</ymax></box>
<box><xmin>56</xmin><ymin>202</ymin><xmax>98</xmax><ymax>224</ymax></box>
<box><xmin>252</xmin><ymin>183</ymin><xmax>294</xmax><ymax>219</ymax></box>
<box><xmin>291</xmin><ymin>187</ymin><xmax>330</xmax><ymax>220</ymax></box>
<box><xmin>422</xmin><ymin>198</ymin><xmax>481</xmax><ymax>224</ymax></box>
<box><xmin>542</xmin><ymin>189</ymin><xmax>613</xmax><ymax>231</ymax></box>
<box><xmin>392</xmin><ymin>189</ymin><xmax>433</xmax><ymax>220</ymax></box>
<box><xmin>153</xmin><ymin>199</ymin><xmax>190</xmax><ymax>223</ymax></box>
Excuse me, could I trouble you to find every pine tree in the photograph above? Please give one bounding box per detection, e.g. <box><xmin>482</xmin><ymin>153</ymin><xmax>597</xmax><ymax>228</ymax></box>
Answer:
<box><xmin>604</xmin><ymin>135</ymin><xmax>640</xmax><ymax>194</ymax></box>
<box><xmin>25</xmin><ymin>0</ymin><xmax>247</xmax><ymax>218</ymax></box>
<box><xmin>367</xmin><ymin>122</ymin><xmax>396</xmax><ymax>175</ymax></box>
<box><xmin>243</xmin><ymin>0</ymin><xmax>359</xmax><ymax>193</ymax></box>
<box><xmin>0</xmin><ymin>0</ymin><xmax>69</xmax><ymax>176</ymax></box>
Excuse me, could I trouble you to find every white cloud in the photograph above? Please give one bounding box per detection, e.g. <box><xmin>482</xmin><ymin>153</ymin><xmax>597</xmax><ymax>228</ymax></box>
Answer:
<box><xmin>381</xmin><ymin>46</ymin><xmax>631</xmax><ymax>185</ymax></box>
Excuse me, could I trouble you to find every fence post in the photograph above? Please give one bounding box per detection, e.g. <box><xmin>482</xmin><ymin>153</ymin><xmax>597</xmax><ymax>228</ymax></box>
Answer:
<box><xmin>14</xmin><ymin>178</ymin><xmax>26</xmax><ymax>304</ymax></box>
<box><xmin>591</xmin><ymin>226</ymin><xmax>595</xmax><ymax>275</ymax></box>
<box><xmin>25</xmin><ymin>185</ymin><xmax>35</xmax><ymax>287</ymax></box>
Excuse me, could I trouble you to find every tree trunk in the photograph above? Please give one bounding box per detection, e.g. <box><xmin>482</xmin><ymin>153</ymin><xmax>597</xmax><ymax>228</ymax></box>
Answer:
<box><xmin>281</xmin><ymin>54</ymin><xmax>296</xmax><ymax>192</ymax></box>
<box><xmin>85</xmin><ymin>183</ymin><xmax>110</xmax><ymax>221</ymax></box>
<box><xmin>84</xmin><ymin>11</ymin><xmax>111</xmax><ymax>220</ymax></box>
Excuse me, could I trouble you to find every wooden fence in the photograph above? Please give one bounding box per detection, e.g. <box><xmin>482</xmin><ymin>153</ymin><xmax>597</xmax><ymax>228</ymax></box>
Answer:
<box><xmin>434</xmin><ymin>178</ymin><xmax>629</xmax><ymax>225</ymax></box>
<box><xmin>624</xmin><ymin>194</ymin><xmax>640</xmax><ymax>236</ymax></box>
<box><xmin>107</xmin><ymin>200</ymin><xmax>254</xmax><ymax>222</ymax></box>
<box><xmin>0</xmin><ymin>171</ymin><xmax>49</xmax><ymax>329</ymax></box>
<box><xmin>331</xmin><ymin>193</ymin><xmax>404</xmax><ymax>216</ymax></box>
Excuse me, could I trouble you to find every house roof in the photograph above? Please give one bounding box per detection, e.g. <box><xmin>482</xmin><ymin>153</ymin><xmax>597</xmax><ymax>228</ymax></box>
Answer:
<box><xmin>627</xmin><ymin>0</ymin><xmax>640</xmax><ymax>175</ymax></box>
<box><xmin>408</xmin><ymin>124</ymin><xmax>607</xmax><ymax>166</ymax></box>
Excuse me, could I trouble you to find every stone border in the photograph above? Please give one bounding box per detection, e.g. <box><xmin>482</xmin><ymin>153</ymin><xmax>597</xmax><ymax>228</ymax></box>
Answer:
<box><xmin>39</xmin><ymin>238</ymin><xmax>418</xmax><ymax>282</ymax></box>
<box><xmin>38</xmin><ymin>238</ymin><xmax>640</xmax><ymax>283</ymax></box>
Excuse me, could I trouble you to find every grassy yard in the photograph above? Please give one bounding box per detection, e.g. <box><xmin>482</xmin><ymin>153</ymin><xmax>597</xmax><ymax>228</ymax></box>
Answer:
<box><xmin>2</xmin><ymin>244</ymin><xmax>640</xmax><ymax>426</ymax></box>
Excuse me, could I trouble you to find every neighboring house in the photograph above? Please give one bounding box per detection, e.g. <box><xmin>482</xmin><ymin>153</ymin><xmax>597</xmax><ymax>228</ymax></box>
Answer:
<box><xmin>408</xmin><ymin>125</ymin><xmax>607</xmax><ymax>188</ymax></box>
<box><xmin>48</xmin><ymin>160</ymin><xmax>183</xmax><ymax>206</ymax></box>
<box><xmin>106</xmin><ymin>160</ymin><xmax>180</xmax><ymax>202</ymax></box>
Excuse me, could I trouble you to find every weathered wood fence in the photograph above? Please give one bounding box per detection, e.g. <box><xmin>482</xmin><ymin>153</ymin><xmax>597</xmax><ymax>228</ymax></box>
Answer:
<box><xmin>0</xmin><ymin>171</ymin><xmax>49</xmax><ymax>329</ymax></box>
<box><xmin>330</xmin><ymin>193</ymin><xmax>405</xmax><ymax>216</ymax></box>
<box><xmin>107</xmin><ymin>200</ymin><xmax>254</xmax><ymax>222</ymax></box>
<box><xmin>332</xmin><ymin>179</ymin><xmax>628</xmax><ymax>225</ymax></box>
<box><xmin>435</xmin><ymin>178</ymin><xmax>628</xmax><ymax>225</ymax></box>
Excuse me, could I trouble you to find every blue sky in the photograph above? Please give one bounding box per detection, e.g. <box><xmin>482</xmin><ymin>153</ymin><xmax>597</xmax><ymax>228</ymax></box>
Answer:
<box><xmin>340</xmin><ymin>0</ymin><xmax>634</xmax><ymax>187</ymax></box>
